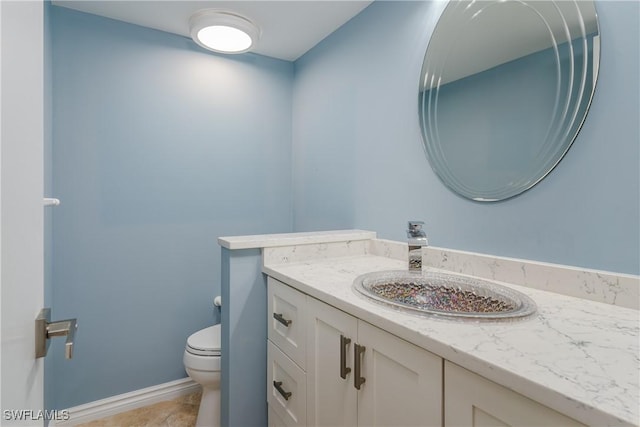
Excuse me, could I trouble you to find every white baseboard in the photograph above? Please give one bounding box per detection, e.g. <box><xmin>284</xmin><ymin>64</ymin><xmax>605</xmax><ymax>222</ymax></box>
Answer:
<box><xmin>50</xmin><ymin>378</ymin><xmax>200</xmax><ymax>426</ymax></box>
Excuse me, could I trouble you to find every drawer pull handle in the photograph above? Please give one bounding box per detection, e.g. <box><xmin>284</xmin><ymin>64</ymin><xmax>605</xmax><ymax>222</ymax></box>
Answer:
<box><xmin>273</xmin><ymin>381</ymin><xmax>292</xmax><ymax>400</ymax></box>
<box><xmin>354</xmin><ymin>343</ymin><xmax>366</xmax><ymax>390</ymax></box>
<box><xmin>273</xmin><ymin>312</ymin><xmax>292</xmax><ymax>327</ymax></box>
<box><xmin>340</xmin><ymin>335</ymin><xmax>352</xmax><ymax>379</ymax></box>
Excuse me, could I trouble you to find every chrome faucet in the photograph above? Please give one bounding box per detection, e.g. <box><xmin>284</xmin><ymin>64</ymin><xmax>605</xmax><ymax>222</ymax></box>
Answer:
<box><xmin>407</xmin><ymin>221</ymin><xmax>428</xmax><ymax>272</ymax></box>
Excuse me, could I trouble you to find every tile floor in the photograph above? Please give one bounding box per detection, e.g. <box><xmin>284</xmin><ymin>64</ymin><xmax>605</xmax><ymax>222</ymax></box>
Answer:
<box><xmin>75</xmin><ymin>390</ymin><xmax>201</xmax><ymax>427</ymax></box>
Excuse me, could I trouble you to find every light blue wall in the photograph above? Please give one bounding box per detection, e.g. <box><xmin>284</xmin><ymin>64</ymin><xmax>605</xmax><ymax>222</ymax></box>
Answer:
<box><xmin>50</xmin><ymin>6</ymin><xmax>293</xmax><ymax>408</ymax></box>
<box><xmin>292</xmin><ymin>0</ymin><xmax>640</xmax><ymax>275</ymax></box>
<box><xmin>220</xmin><ymin>249</ymin><xmax>267</xmax><ymax>427</ymax></box>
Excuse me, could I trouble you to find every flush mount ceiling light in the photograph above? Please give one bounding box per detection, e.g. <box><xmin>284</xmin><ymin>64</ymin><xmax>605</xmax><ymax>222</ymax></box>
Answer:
<box><xmin>189</xmin><ymin>10</ymin><xmax>260</xmax><ymax>54</ymax></box>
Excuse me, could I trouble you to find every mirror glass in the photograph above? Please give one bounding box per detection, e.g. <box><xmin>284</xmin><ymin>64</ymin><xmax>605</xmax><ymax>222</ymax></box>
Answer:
<box><xmin>419</xmin><ymin>0</ymin><xmax>600</xmax><ymax>201</ymax></box>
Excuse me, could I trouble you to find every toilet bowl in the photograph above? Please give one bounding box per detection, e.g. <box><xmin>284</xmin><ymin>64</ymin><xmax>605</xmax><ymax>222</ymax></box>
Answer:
<box><xmin>184</xmin><ymin>324</ymin><xmax>221</xmax><ymax>427</ymax></box>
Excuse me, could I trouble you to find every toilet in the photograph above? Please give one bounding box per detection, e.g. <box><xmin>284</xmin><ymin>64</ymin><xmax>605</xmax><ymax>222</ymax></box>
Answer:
<box><xmin>183</xmin><ymin>324</ymin><xmax>221</xmax><ymax>427</ymax></box>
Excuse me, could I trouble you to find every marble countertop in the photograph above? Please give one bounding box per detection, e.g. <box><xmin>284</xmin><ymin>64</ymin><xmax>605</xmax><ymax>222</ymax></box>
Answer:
<box><xmin>218</xmin><ymin>229</ymin><xmax>375</xmax><ymax>250</ymax></box>
<box><xmin>264</xmin><ymin>252</ymin><xmax>639</xmax><ymax>427</ymax></box>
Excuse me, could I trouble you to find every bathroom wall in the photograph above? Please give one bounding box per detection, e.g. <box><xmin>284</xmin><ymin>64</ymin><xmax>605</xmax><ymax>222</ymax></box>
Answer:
<box><xmin>50</xmin><ymin>6</ymin><xmax>293</xmax><ymax>408</ymax></box>
<box><xmin>292</xmin><ymin>0</ymin><xmax>640</xmax><ymax>275</ymax></box>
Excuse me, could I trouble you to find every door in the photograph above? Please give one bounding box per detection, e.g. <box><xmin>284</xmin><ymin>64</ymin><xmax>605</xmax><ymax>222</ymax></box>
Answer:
<box><xmin>444</xmin><ymin>362</ymin><xmax>585</xmax><ymax>427</ymax></box>
<box><xmin>357</xmin><ymin>321</ymin><xmax>442</xmax><ymax>427</ymax></box>
<box><xmin>1</xmin><ymin>0</ymin><xmax>45</xmax><ymax>424</ymax></box>
<box><xmin>306</xmin><ymin>297</ymin><xmax>358</xmax><ymax>426</ymax></box>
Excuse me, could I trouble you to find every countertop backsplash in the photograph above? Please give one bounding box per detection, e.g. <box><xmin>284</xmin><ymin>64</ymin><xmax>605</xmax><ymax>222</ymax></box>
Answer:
<box><xmin>262</xmin><ymin>236</ymin><xmax>639</xmax><ymax>310</ymax></box>
<box><xmin>422</xmin><ymin>246</ymin><xmax>639</xmax><ymax>310</ymax></box>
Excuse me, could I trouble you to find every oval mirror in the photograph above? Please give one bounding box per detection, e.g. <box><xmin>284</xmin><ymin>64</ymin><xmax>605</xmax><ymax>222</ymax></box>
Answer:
<box><xmin>419</xmin><ymin>0</ymin><xmax>600</xmax><ymax>201</ymax></box>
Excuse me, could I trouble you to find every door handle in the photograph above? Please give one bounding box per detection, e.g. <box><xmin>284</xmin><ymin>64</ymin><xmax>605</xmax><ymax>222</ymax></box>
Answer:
<box><xmin>339</xmin><ymin>335</ymin><xmax>351</xmax><ymax>379</ymax></box>
<box><xmin>273</xmin><ymin>312</ymin><xmax>292</xmax><ymax>327</ymax></box>
<box><xmin>354</xmin><ymin>343</ymin><xmax>366</xmax><ymax>390</ymax></box>
<box><xmin>273</xmin><ymin>381</ymin><xmax>292</xmax><ymax>401</ymax></box>
<box><xmin>36</xmin><ymin>308</ymin><xmax>78</xmax><ymax>359</ymax></box>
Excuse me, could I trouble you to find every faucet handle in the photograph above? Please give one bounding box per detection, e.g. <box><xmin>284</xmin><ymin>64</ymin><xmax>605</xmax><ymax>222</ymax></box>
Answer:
<box><xmin>407</xmin><ymin>221</ymin><xmax>425</xmax><ymax>237</ymax></box>
<box><xmin>408</xmin><ymin>220</ymin><xmax>424</xmax><ymax>229</ymax></box>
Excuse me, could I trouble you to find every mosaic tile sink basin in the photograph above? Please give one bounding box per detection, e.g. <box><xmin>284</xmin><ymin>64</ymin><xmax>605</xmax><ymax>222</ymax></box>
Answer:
<box><xmin>353</xmin><ymin>270</ymin><xmax>537</xmax><ymax>321</ymax></box>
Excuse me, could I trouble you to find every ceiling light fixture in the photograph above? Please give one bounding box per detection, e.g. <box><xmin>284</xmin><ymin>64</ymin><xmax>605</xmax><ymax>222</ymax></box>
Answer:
<box><xmin>189</xmin><ymin>10</ymin><xmax>260</xmax><ymax>54</ymax></box>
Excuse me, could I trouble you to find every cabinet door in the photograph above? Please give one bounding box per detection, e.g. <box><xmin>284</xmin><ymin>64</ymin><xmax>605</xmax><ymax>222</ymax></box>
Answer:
<box><xmin>444</xmin><ymin>362</ymin><xmax>586</xmax><ymax>427</ymax></box>
<box><xmin>267</xmin><ymin>341</ymin><xmax>307</xmax><ymax>427</ymax></box>
<box><xmin>269</xmin><ymin>404</ymin><xmax>288</xmax><ymax>427</ymax></box>
<box><xmin>306</xmin><ymin>297</ymin><xmax>358</xmax><ymax>427</ymax></box>
<box><xmin>357</xmin><ymin>321</ymin><xmax>443</xmax><ymax>427</ymax></box>
<box><xmin>268</xmin><ymin>277</ymin><xmax>307</xmax><ymax>369</ymax></box>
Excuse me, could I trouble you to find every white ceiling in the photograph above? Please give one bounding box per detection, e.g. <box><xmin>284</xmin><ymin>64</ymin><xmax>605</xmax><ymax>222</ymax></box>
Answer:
<box><xmin>52</xmin><ymin>1</ymin><xmax>373</xmax><ymax>61</ymax></box>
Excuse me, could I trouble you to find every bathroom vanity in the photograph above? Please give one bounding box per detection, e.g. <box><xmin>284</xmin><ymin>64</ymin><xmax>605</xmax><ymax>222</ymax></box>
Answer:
<box><xmin>219</xmin><ymin>230</ymin><xmax>639</xmax><ymax>427</ymax></box>
<box><xmin>268</xmin><ymin>277</ymin><xmax>587</xmax><ymax>427</ymax></box>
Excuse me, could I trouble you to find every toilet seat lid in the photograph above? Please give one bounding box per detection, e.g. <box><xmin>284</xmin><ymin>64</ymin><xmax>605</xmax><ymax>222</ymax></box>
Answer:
<box><xmin>187</xmin><ymin>324</ymin><xmax>221</xmax><ymax>354</ymax></box>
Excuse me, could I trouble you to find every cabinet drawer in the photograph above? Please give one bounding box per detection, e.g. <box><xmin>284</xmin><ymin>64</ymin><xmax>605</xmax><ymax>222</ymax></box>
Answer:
<box><xmin>267</xmin><ymin>341</ymin><xmax>307</xmax><ymax>427</ymax></box>
<box><xmin>268</xmin><ymin>277</ymin><xmax>307</xmax><ymax>368</ymax></box>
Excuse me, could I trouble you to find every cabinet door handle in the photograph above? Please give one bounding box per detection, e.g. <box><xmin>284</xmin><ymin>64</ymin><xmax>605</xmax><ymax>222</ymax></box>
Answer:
<box><xmin>354</xmin><ymin>343</ymin><xmax>366</xmax><ymax>390</ymax></box>
<box><xmin>273</xmin><ymin>381</ymin><xmax>292</xmax><ymax>400</ymax></box>
<box><xmin>273</xmin><ymin>312</ymin><xmax>292</xmax><ymax>327</ymax></box>
<box><xmin>340</xmin><ymin>335</ymin><xmax>352</xmax><ymax>379</ymax></box>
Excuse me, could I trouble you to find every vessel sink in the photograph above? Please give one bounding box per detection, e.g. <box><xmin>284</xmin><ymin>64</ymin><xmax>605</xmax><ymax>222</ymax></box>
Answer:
<box><xmin>352</xmin><ymin>270</ymin><xmax>536</xmax><ymax>321</ymax></box>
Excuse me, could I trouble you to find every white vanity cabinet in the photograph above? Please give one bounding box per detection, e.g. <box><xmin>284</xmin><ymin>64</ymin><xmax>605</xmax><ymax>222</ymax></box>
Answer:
<box><xmin>267</xmin><ymin>277</ymin><xmax>588</xmax><ymax>427</ymax></box>
<box><xmin>267</xmin><ymin>277</ymin><xmax>443</xmax><ymax>427</ymax></box>
<box><xmin>444</xmin><ymin>362</ymin><xmax>586</xmax><ymax>427</ymax></box>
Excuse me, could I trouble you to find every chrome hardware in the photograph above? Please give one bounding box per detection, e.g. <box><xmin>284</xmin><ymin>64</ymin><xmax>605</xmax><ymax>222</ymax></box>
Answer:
<box><xmin>354</xmin><ymin>343</ymin><xmax>366</xmax><ymax>390</ymax></box>
<box><xmin>407</xmin><ymin>220</ymin><xmax>428</xmax><ymax>272</ymax></box>
<box><xmin>36</xmin><ymin>308</ymin><xmax>78</xmax><ymax>359</ymax></box>
<box><xmin>273</xmin><ymin>381</ymin><xmax>292</xmax><ymax>400</ymax></box>
<box><xmin>273</xmin><ymin>312</ymin><xmax>292</xmax><ymax>327</ymax></box>
<box><xmin>340</xmin><ymin>335</ymin><xmax>352</xmax><ymax>379</ymax></box>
